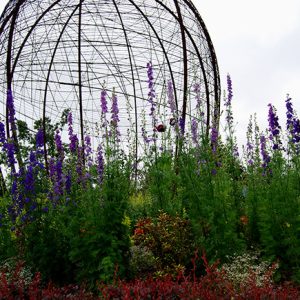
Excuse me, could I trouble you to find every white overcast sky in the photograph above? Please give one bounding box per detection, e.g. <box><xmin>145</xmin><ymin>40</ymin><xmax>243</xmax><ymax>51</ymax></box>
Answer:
<box><xmin>1</xmin><ymin>0</ymin><xmax>300</xmax><ymax>146</ymax></box>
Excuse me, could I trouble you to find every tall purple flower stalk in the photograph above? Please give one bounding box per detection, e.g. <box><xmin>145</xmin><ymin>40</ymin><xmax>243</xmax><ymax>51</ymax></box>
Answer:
<box><xmin>268</xmin><ymin>103</ymin><xmax>281</xmax><ymax>150</ymax></box>
<box><xmin>225</xmin><ymin>74</ymin><xmax>233</xmax><ymax>107</ymax></box>
<box><xmin>97</xmin><ymin>144</ymin><xmax>104</xmax><ymax>185</ymax></box>
<box><xmin>84</xmin><ymin>135</ymin><xmax>93</xmax><ymax>180</ymax></box>
<box><xmin>36</xmin><ymin>128</ymin><xmax>44</xmax><ymax>149</ymax></box>
<box><xmin>167</xmin><ymin>80</ymin><xmax>176</xmax><ymax>115</ymax></box>
<box><xmin>55</xmin><ymin>129</ymin><xmax>64</xmax><ymax>159</ymax></box>
<box><xmin>0</xmin><ymin>122</ymin><xmax>5</xmax><ymax>144</ymax></box>
<box><xmin>53</xmin><ymin>159</ymin><xmax>64</xmax><ymax>196</ymax></box>
<box><xmin>101</xmin><ymin>89</ymin><xmax>108</xmax><ymax>114</ymax></box>
<box><xmin>224</xmin><ymin>74</ymin><xmax>234</xmax><ymax>130</ymax></box>
<box><xmin>110</xmin><ymin>92</ymin><xmax>121</xmax><ymax>140</ymax></box>
<box><xmin>76</xmin><ymin>146</ymin><xmax>84</xmax><ymax>184</ymax></box>
<box><xmin>191</xmin><ymin>118</ymin><xmax>198</xmax><ymax>144</ymax></box>
<box><xmin>260</xmin><ymin>134</ymin><xmax>271</xmax><ymax>172</ymax></box>
<box><xmin>7</xmin><ymin>90</ymin><xmax>16</xmax><ymax>132</ymax></box>
<box><xmin>68</xmin><ymin>112</ymin><xmax>78</xmax><ymax>153</ymax></box>
<box><xmin>193</xmin><ymin>83</ymin><xmax>201</xmax><ymax>110</ymax></box>
<box><xmin>147</xmin><ymin>62</ymin><xmax>156</xmax><ymax>117</ymax></box>
<box><xmin>211</xmin><ymin>127</ymin><xmax>218</xmax><ymax>153</ymax></box>
<box><xmin>142</xmin><ymin>127</ymin><xmax>151</xmax><ymax>144</ymax></box>
<box><xmin>285</xmin><ymin>96</ymin><xmax>300</xmax><ymax>144</ymax></box>
<box><xmin>246</xmin><ymin>117</ymin><xmax>254</xmax><ymax>166</ymax></box>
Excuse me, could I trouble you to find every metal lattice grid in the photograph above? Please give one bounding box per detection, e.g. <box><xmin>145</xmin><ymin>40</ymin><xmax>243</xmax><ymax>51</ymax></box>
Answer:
<box><xmin>0</xmin><ymin>0</ymin><xmax>221</xmax><ymax>167</ymax></box>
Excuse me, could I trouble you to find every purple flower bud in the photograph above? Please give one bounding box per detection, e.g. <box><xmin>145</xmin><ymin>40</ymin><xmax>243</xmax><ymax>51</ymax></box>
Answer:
<box><xmin>101</xmin><ymin>89</ymin><xmax>108</xmax><ymax>114</ymax></box>
<box><xmin>36</xmin><ymin>128</ymin><xmax>44</xmax><ymax>148</ymax></box>
<box><xmin>193</xmin><ymin>83</ymin><xmax>201</xmax><ymax>109</ymax></box>
<box><xmin>211</xmin><ymin>127</ymin><xmax>218</xmax><ymax>153</ymax></box>
<box><xmin>191</xmin><ymin>118</ymin><xmax>198</xmax><ymax>144</ymax></box>
<box><xmin>260</xmin><ymin>134</ymin><xmax>271</xmax><ymax>170</ymax></box>
<box><xmin>147</xmin><ymin>62</ymin><xmax>156</xmax><ymax>117</ymax></box>
<box><xmin>225</xmin><ymin>74</ymin><xmax>233</xmax><ymax>107</ymax></box>
<box><xmin>268</xmin><ymin>103</ymin><xmax>281</xmax><ymax>149</ymax></box>
<box><xmin>167</xmin><ymin>80</ymin><xmax>176</xmax><ymax>114</ymax></box>
<box><xmin>7</xmin><ymin>90</ymin><xmax>16</xmax><ymax>132</ymax></box>
<box><xmin>97</xmin><ymin>145</ymin><xmax>104</xmax><ymax>185</ymax></box>
<box><xmin>67</xmin><ymin>112</ymin><xmax>79</xmax><ymax>153</ymax></box>
<box><xmin>0</xmin><ymin>122</ymin><xmax>6</xmax><ymax>144</ymax></box>
<box><xmin>24</xmin><ymin>165</ymin><xmax>35</xmax><ymax>194</ymax></box>
<box><xmin>55</xmin><ymin>130</ymin><xmax>64</xmax><ymax>158</ymax></box>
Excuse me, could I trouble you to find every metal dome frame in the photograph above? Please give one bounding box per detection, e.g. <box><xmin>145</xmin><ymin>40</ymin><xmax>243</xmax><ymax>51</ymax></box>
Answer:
<box><xmin>0</xmin><ymin>0</ymin><xmax>221</xmax><ymax>170</ymax></box>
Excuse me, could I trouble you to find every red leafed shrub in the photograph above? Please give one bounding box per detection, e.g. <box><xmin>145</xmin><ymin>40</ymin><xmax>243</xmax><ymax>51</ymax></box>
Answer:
<box><xmin>131</xmin><ymin>212</ymin><xmax>195</xmax><ymax>277</ymax></box>
<box><xmin>0</xmin><ymin>263</ymin><xmax>95</xmax><ymax>300</ymax></box>
<box><xmin>99</xmin><ymin>251</ymin><xmax>300</xmax><ymax>300</ymax></box>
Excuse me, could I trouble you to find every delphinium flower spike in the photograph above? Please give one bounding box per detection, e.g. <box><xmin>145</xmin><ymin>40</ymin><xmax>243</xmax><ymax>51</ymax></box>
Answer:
<box><xmin>285</xmin><ymin>96</ymin><xmax>300</xmax><ymax>145</ymax></box>
<box><xmin>68</xmin><ymin>112</ymin><xmax>78</xmax><ymax>153</ymax></box>
<box><xmin>268</xmin><ymin>103</ymin><xmax>281</xmax><ymax>150</ymax></box>
<box><xmin>260</xmin><ymin>134</ymin><xmax>271</xmax><ymax>174</ymax></box>
<box><xmin>97</xmin><ymin>144</ymin><xmax>104</xmax><ymax>186</ymax></box>
<box><xmin>110</xmin><ymin>89</ymin><xmax>121</xmax><ymax>142</ymax></box>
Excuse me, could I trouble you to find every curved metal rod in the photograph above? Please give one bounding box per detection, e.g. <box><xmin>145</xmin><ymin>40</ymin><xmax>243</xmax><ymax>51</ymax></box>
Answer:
<box><xmin>127</xmin><ymin>0</ymin><xmax>179</xmax><ymax>114</ymax></box>
<box><xmin>42</xmin><ymin>4</ymin><xmax>81</xmax><ymax>171</ymax></box>
<box><xmin>154</xmin><ymin>0</ymin><xmax>211</xmax><ymax>137</ymax></box>
<box><xmin>184</xmin><ymin>0</ymin><xmax>221</xmax><ymax>130</ymax></box>
<box><xmin>173</xmin><ymin>0</ymin><xmax>188</xmax><ymax>137</ymax></box>
<box><xmin>11</xmin><ymin>0</ymin><xmax>62</xmax><ymax>75</ymax></box>
<box><xmin>6</xmin><ymin>0</ymin><xmax>26</xmax><ymax>170</ymax></box>
<box><xmin>78</xmin><ymin>0</ymin><xmax>85</xmax><ymax>165</ymax></box>
<box><xmin>112</xmin><ymin>0</ymin><xmax>138</xmax><ymax>179</ymax></box>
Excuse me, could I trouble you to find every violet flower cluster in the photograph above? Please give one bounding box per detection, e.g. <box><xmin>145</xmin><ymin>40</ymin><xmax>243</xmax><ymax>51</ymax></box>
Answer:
<box><xmin>193</xmin><ymin>83</ymin><xmax>201</xmax><ymax>110</ymax></box>
<box><xmin>68</xmin><ymin>112</ymin><xmax>78</xmax><ymax>153</ymax></box>
<box><xmin>7</xmin><ymin>89</ymin><xmax>16</xmax><ymax>132</ymax></box>
<box><xmin>147</xmin><ymin>62</ymin><xmax>156</xmax><ymax>117</ymax></box>
<box><xmin>260</xmin><ymin>134</ymin><xmax>271</xmax><ymax>172</ymax></box>
<box><xmin>84</xmin><ymin>135</ymin><xmax>93</xmax><ymax>180</ymax></box>
<box><xmin>97</xmin><ymin>144</ymin><xmax>104</xmax><ymax>185</ymax></box>
<box><xmin>286</xmin><ymin>97</ymin><xmax>300</xmax><ymax>144</ymax></box>
<box><xmin>110</xmin><ymin>92</ymin><xmax>121</xmax><ymax>140</ymax></box>
<box><xmin>191</xmin><ymin>118</ymin><xmax>198</xmax><ymax>145</ymax></box>
<box><xmin>267</xmin><ymin>103</ymin><xmax>281</xmax><ymax>150</ymax></box>
<box><xmin>167</xmin><ymin>80</ymin><xmax>176</xmax><ymax>115</ymax></box>
<box><xmin>210</xmin><ymin>127</ymin><xmax>218</xmax><ymax>153</ymax></box>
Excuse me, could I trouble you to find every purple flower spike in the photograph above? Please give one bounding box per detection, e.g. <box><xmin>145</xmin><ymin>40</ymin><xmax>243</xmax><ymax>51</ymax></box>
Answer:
<box><xmin>211</xmin><ymin>127</ymin><xmax>218</xmax><ymax>153</ymax></box>
<box><xmin>7</xmin><ymin>90</ymin><xmax>16</xmax><ymax>132</ymax></box>
<box><xmin>147</xmin><ymin>62</ymin><xmax>156</xmax><ymax>116</ymax></box>
<box><xmin>268</xmin><ymin>103</ymin><xmax>281</xmax><ymax>149</ymax></box>
<box><xmin>24</xmin><ymin>165</ymin><xmax>35</xmax><ymax>194</ymax></box>
<box><xmin>285</xmin><ymin>96</ymin><xmax>300</xmax><ymax>144</ymax></box>
<box><xmin>167</xmin><ymin>80</ymin><xmax>176</xmax><ymax>114</ymax></box>
<box><xmin>260</xmin><ymin>134</ymin><xmax>271</xmax><ymax>171</ymax></box>
<box><xmin>4</xmin><ymin>142</ymin><xmax>16</xmax><ymax>168</ymax></box>
<box><xmin>36</xmin><ymin>128</ymin><xmax>44</xmax><ymax>149</ymax></box>
<box><xmin>225</xmin><ymin>74</ymin><xmax>233</xmax><ymax>107</ymax></box>
<box><xmin>97</xmin><ymin>144</ymin><xmax>104</xmax><ymax>185</ymax></box>
<box><xmin>191</xmin><ymin>118</ymin><xmax>198</xmax><ymax>144</ymax></box>
<box><xmin>55</xmin><ymin>129</ymin><xmax>64</xmax><ymax>158</ymax></box>
<box><xmin>101</xmin><ymin>89</ymin><xmax>108</xmax><ymax>114</ymax></box>
<box><xmin>179</xmin><ymin>117</ymin><xmax>185</xmax><ymax>135</ymax></box>
<box><xmin>110</xmin><ymin>92</ymin><xmax>121</xmax><ymax>140</ymax></box>
<box><xmin>286</xmin><ymin>96</ymin><xmax>294</xmax><ymax>130</ymax></box>
<box><xmin>111</xmin><ymin>93</ymin><xmax>120</xmax><ymax>124</ymax></box>
<box><xmin>68</xmin><ymin>112</ymin><xmax>78</xmax><ymax>153</ymax></box>
<box><xmin>193</xmin><ymin>83</ymin><xmax>201</xmax><ymax>109</ymax></box>
<box><xmin>0</xmin><ymin>122</ymin><xmax>6</xmax><ymax>144</ymax></box>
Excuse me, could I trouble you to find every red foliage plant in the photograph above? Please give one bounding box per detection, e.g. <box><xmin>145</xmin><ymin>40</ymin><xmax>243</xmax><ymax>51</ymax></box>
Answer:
<box><xmin>99</xmin><ymin>250</ymin><xmax>300</xmax><ymax>300</ymax></box>
<box><xmin>0</xmin><ymin>263</ymin><xmax>95</xmax><ymax>300</ymax></box>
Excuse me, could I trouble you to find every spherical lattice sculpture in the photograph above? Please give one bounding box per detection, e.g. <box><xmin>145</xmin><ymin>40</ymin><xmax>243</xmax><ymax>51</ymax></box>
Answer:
<box><xmin>0</xmin><ymin>0</ymin><xmax>220</xmax><ymax>165</ymax></box>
